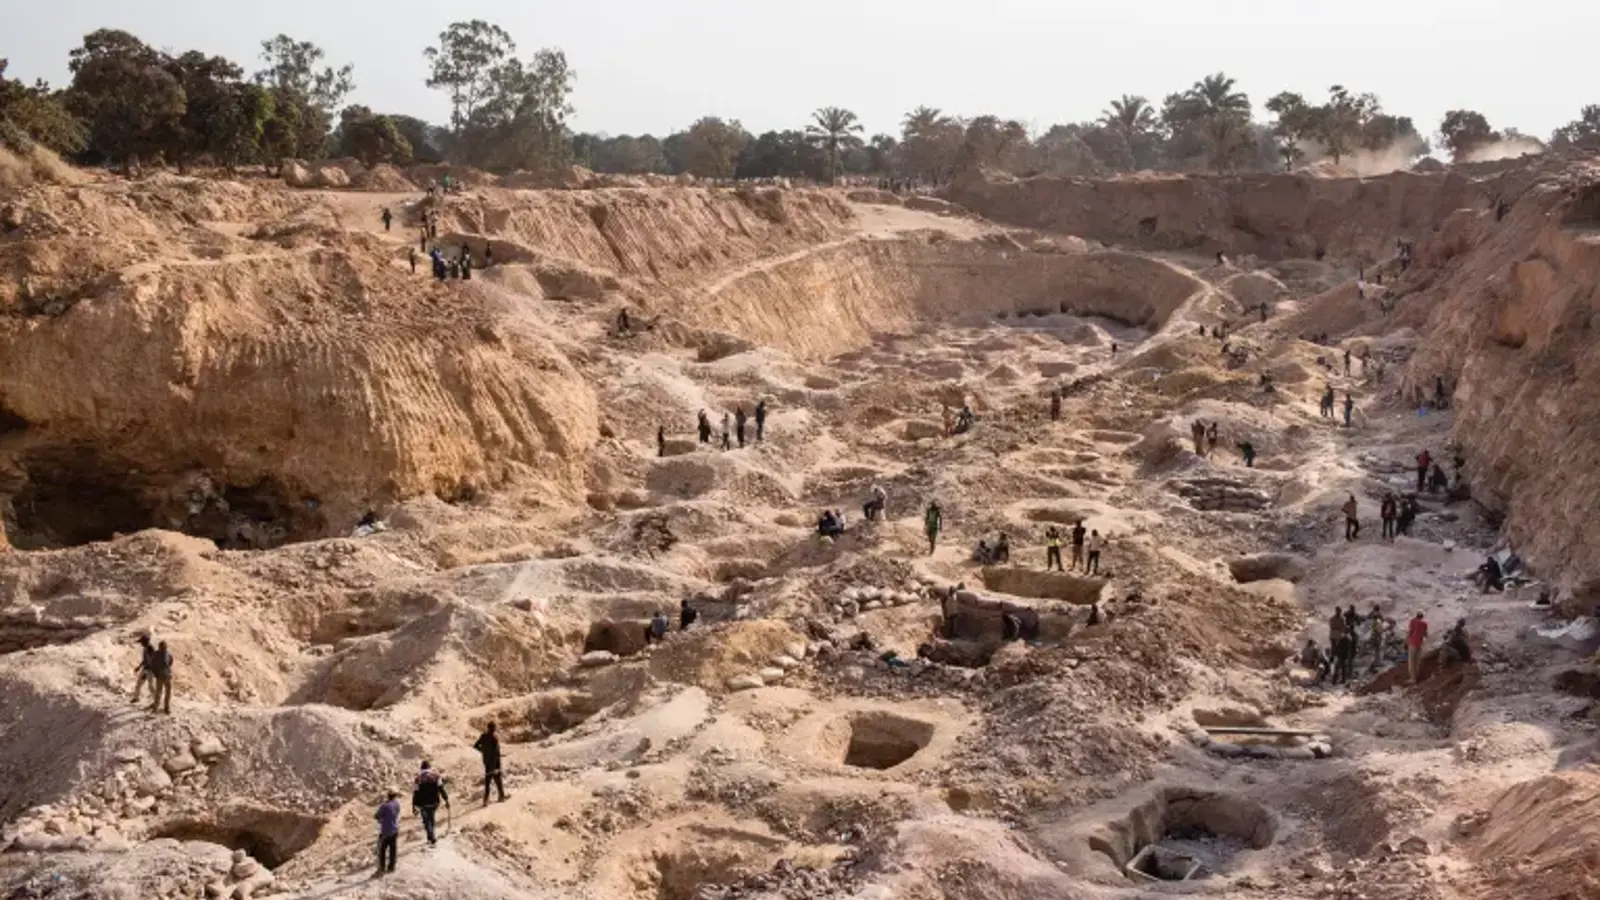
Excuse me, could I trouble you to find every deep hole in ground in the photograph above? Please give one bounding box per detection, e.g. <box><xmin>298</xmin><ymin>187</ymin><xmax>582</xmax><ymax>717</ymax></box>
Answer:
<box><xmin>1226</xmin><ymin>552</ymin><xmax>1309</xmax><ymax>584</ymax></box>
<box><xmin>0</xmin><ymin>612</ymin><xmax>104</xmax><ymax>654</ymax></box>
<box><xmin>980</xmin><ymin>567</ymin><xmax>1106</xmax><ymax>605</ymax></box>
<box><xmin>1090</xmin><ymin>788</ymin><xmax>1276</xmax><ymax>883</ymax></box>
<box><xmin>817</xmin><ymin>713</ymin><xmax>936</xmax><ymax>770</ymax></box>
<box><xmin>473</xmin><ymin>690</ymin><xmax>604</xmax><ymax>744</ymax></box>
<box><xmin>1</xmin><ymin>446</ymin><xmax>324</xmax><ymax>550</ymax></box>
<box><xmin>150</xmin><ymin>808</ymin><xmax>326</xmax><ymax>869</ymax></box>
<box><xmin>648</xmin><ymin>828</ymin><xmax>786</xmax><ymax>900</ymax></box>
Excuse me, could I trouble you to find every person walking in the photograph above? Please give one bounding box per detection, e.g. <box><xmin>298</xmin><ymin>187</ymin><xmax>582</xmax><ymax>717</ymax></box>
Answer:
<box><xmin>381</xmin><ymin>207</ymin><xmax>393</xmax><ymax>232</ymax></box>
<box><xmin>1343</xmin><ymin>393</ymin><xmax>1354</xmax><ymax>427</ymax></box>
<box><xmin>720</xmin><ymin>413</ymin><xmax>731</xmax><ymax>451</ymax></box>
<box><xmin>1406</xmin><ymin>612</ymin><xmax>1429</xmax><ymax>683</ymax></box>
<box><xmin>754</xmin><ymin>400</ymin><xmax>767</xmax><ymax>442</ymax></box>
<box><xmin>1415</xmin><ymin>449</ymin><xmax>1432</xmax><ymax>494</ymax></box>
<box><xmin>147</xmin><ymin>640</ymin><xmax>173</xmax><ymax>714</ymax></box>
<box><xmin>411</xmin><ymin>762</ymin><xmax>449</xmax><ymax>846</ymax></box>
<box><xmin>1342</xmin><ymin>494</ymin><xmax>1360</xmax><ymax>541</ymax></box>
<box><xmin>131</xmin><ymin>634</ymin><xmax>157</xmax><ymax>705</ymax></box>
<box><xmin>735</xmin><ymin>407</ymin><xmax>747</xmax><ymax>448</ymax></box>
<box><xmin>375</xmin><ymin>791</ymin><xmax>401</xmax><ymax>877</ymax></box>
<box><xmin>697</xmin><ymin>411</ymin><xmax>712</xmax><ymax>444</ymax></box>
<box><xmin>473</xmin><ymin>723</ymin><xmax>505</xmax><ymax>806</ymax></box>
<box><xmin>657</xmin><ymin>425</ymin><xmax>666</xmax><ymax>458</ymax></box>
<box><xmin>924</xmin><ymin>501</ymin><xmax>942</xmax><ymax>555</ymax></box>
<box><xmin>408</xmin><ymin>246</ymin><xmax>417</xmax><ymax>274</ymax></box>
<box><xmin>1049</xmin><ymin>388</ymin><xmax>1061</xmax><ymax>423</ymax></box>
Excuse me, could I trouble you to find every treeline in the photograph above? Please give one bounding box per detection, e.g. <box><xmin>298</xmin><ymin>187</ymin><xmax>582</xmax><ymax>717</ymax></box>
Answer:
<box><xmin>4</xmin><ymin>24</ymin><xmax>1600</xmax><ymax>181</ymax></box>
<box><xmin>0</xmin><ymin>21</ymin><xmax>573</xmax><ymax>173</ymax></box>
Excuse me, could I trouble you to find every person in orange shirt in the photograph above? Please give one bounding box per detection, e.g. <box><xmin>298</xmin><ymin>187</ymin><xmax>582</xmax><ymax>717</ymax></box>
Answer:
<box><xmin>1406</xmin><ymin>612</ymin><xmax>1429</xmax><ymax>684</ymax></box>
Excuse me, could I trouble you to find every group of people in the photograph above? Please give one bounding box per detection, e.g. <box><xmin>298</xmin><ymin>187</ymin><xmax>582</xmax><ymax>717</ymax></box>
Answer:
<box><xmin>1302</xmin><ymin>607</ymin><xmax>1437</xmax><ymax>686</ymax></box>
<box><xmin>1189</xmin><ymin>420</ymin><xmax>1221</xmax><ymax>457</ymax></box>
<box><xmin>374</xmin><ymin>720</ymin><xmax>507</xmax><ymax>876</ymax></box>
<box><xmin>690</xmin><ymin>401</ymin><xmax>768</xmax><ymax>452</ymax></box>
<box><xmin>1318</xmin><ymin>383</ymin><xmax>1357</xmax><ymax>426</ymax></box>
<box><xmin>131</xmin><ymin>634</ymin><xmax>174</xmax><ymax>714</ymax></box>
<box><xmin>1042</xmin><ymin>521</ymin><xmax>1104</xmax><ymax>574</ymax></box>
<box><xmin>942</xmin><ymin>404</ymin><xmax>976</xmax><ymax>436</ymax></box>
<box><xmin>647</xmin><ymin>600</ymin><xmax>699</xmax><ymax>642</ymax></box>
<box><xmin>1413</xmin><ymin>447</ymin><xmax>1462</xmax><ymax>495</ymax></box>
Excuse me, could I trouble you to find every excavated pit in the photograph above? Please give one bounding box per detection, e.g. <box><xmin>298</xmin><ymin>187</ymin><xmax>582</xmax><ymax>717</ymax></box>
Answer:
<box><xmin>980</xmin><ymin>567</ymin><xmax>1107</xmax><ymax>605</ymax></box>
<box><xmin>150</xmin><ymin>808</ymin><xmax>326</xmax><ymax>870</ymax></box>
<box><xmin>1089</xmin><ymin>788</ymin><xmax>1276</xmax><ymax>883</ymax></box>
<box><xmin>816</xmin><ymin>713</ymin><xmax>935</xmax><ymax>771</ymax></box>
<box><xmin>473</xmin><ymin>690</ymin><xmax>604</xmax><ymax>744</ymax></box>
<box><xmin>1</xmin><ymin>447</ymin><xmax>322</xmax><ymax>550</ymax></box>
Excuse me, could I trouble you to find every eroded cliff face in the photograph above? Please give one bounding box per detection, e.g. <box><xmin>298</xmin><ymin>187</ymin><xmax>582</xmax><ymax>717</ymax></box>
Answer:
<box><xmin>944</xmin><ymin>168</ymin><xmax>1491</xmax><ymax>262</ymax></box>
<box><xmin>1403</xmin><ymin>162</ymin><xmax>1600</xmax><ymax>603</ymax></box>
<box><xmin>0</xmin><ymin>180</ymin><xmax>856</xmax><ymax>547</ymax></box>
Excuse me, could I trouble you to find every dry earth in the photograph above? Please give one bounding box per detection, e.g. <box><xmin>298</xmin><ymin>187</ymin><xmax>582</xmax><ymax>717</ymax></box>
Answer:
<box><xmin>1</xmin><ymin>153</ymin><xmax>1599</xmax><ymax>900</ymax></box>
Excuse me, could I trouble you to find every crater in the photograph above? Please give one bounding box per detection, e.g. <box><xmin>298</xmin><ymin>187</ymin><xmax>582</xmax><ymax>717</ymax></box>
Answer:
<box><xmin>150</xmin><ymin>807</ymin><xmax>326</xmax><ymax>870</ymax></box>
<box><xmin>1089</xmin><ymin>788</ymin><xmax>1276</xmax><ymax>883</ymax></box>
<box><xmin>980</xmin><ymin>567</ymin><xmax>1106</xmax><ymax>605</ymax></box>
<box><xmin>816</xmin><ymin>713</ymin><xmax>935</xmax><ymax>771</ymax></box>
<box><xmin>473</xmin><ymin>689</ymin><xmax>604</xmax><ymax>744</ymax></box>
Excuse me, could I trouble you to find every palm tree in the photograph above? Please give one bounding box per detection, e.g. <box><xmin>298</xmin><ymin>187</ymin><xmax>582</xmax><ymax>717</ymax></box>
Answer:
<box><xmin>806</xmin><ymin>106</ymin><xmax>864</xmax><ymax>183</ymax></box>
<box><xmin>1100</xmin><ymin>95</ymin><xmax>1157</xmax><ymax>136</ymax></box>
<box><xmin>901</xmin><ymin>106</ymin><xmax>947</xmax><ymax>140</ymax></box>
<box><xmin>1186</xmin><ymin>72</ymin><xmax>1251</xmax><ymax>119</ymax></box>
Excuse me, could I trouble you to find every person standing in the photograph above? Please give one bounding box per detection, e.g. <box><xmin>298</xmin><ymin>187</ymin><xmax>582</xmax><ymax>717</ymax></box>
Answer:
<box><xmin>924</xmin><ymin>501</ymin><xmax>942</xmax><ymax>555</ymax></box>
<box><xmin>735</xmin><ymin>407</ymin><xmax>747</xmax><ymax>448</ymax></box>
<box><xmin>1343</xmin><ymin>393</ymin><xmax>1354</xmax><ymax>427</ymax></box>
<box><xmin>754</xmin><ymin>399</ymin><xmax>768</xmax><ymax>442</ymax></box>
<box><xmin>1415</xmin><ymin>449</ymin><xmax>1432</xmax><ymax>494</ymax></box>
<box><xmin>1085</xmin><ymin>530</ymin><xmax>1105</xmax><ymax>575</ymax></box>
<box><xmin>1049</xmin><ymin>387</ymin><xmax>1062</xmax><ymax>422</ymax></box>
<box><xmin>473</xmin><ymin>723</ymin><xmax>505</xmax><ymax>806</ymax></box>
<box><xmin>1237</xmin><ymin>440</ymin><xmax>1256</xmax><ymax>468</ymax></box>
<box><xmin>411</xmin><ymin>762</ymin><xmax>449</xmax><ymax>846</ymax></box>
<box><xmin>657</xmin><ymin>425</ymin><xmax>666</xmax><ymax>458</ymax></box>
<box><xmin>1342</xmin><ymin>494</ymin><xmax>1360</xmax><ymax>541</ymax></box>
<box><xmin>381</xmin><ymin>207</ymin><xmax>393</xmax><ymax>232</ymax></box>
<box><xmin>1045</xmin><ymin>526</ymin><xmax>1063</xmax><ymax>571</ymax></box>
<box><xmin>148</xmin><ymin>641</ymin><xmax>173</xmax><ymax>714</ymax></box>
<box><xmin>131</xmin><ymin>634</ymin><xmax>157</xmax><ymax>705</ymax></box>
<box><xmin>697</xmin><ymin>411</ymin><xmax>712</xmax><ymax>444</ymax></box>
<box><xmin>408</xmin><ymin>246</ymin><xmax>417</xmax><ymax>274</ymax></box>
<box><xmin>1406</xmin><ymin>612</ymin><xmax>1429</xmax><ymax>683</ymax></box>
<box><xmin>1070</xmin><ymin>520</ymin><xmax>1087</xmax><ymax>571</ymax></box>
<box><xmin>720</xmin><ymin>413</ymin><xmax>731</xmax><ymax>451</ymax></box>
<box><xmin>375</xmin><ymin>791</ymin><xmax>401</xmax><ymax>877</ymax></box>
<box><xmin>1380</xmin><ymin>493</ymin><xmax>1398</xmax><ymax>540</ymax></box>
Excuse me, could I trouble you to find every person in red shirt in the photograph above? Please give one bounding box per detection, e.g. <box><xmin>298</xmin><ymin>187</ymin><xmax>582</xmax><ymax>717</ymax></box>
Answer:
<box><xmin>1406</xmin><ymin>612</ymin><xmax>1429</xmax><ymax>683</ymax></box>
<box><xmin>1415</xmin><ymin>450</ymin><xmax>1432</xmax><ymax>494</ymax></box>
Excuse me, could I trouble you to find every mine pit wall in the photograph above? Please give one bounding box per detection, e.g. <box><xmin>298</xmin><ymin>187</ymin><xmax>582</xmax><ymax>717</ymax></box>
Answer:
<box><xmin>682</xmin><ymin>237</ymin><xmax>1206</xmax><ymax>359</ymax></box>
<box><xmin>443</xmin><ymin>186</ymin><xmax>855</xmax><ymax>285</ymax></box>
<box><xmin>944</xmin><ymin>169</ymin><xmax>1490</xmax><ymax>262</ymax></box>
<box><xmin>1405</xmin><ymin>176</ymin><xmax>1600</xmax><ymax>606</ymax></box>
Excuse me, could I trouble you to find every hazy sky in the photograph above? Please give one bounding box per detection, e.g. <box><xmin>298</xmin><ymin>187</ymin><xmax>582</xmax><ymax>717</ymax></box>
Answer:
<box><xmin>7</xmin><ymin>0</ymin><xmax>1595</xmax><ymax>141</ymax></box>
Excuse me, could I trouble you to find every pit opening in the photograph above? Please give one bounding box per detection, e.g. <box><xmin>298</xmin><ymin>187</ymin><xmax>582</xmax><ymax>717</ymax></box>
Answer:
<box><xmin>2</xmin><ymin>447</ymin><xmax>323</xmax><ymax>550</ymax></box>
<box><xmin>585</xmin><ymin>619</ymin><xmax>650</xmax><ymax>658</ymax></box>
<box><xmin>819</xmin><ymin>713</ymin><xmax>935</xmax><ymax>771</ymax></box>
<box><xmin>1226</xmin><ymin>553</ymin><xmax>1308</xmax><ymax>584</ymax></box>
<box><xmin>1090</xmin><ymin>788</ymin><xmax>1276</xmax><ymax>883</ymax></box>
<box><xmin>151</xmin><ymin>808</ymin><xmax>326</xmax><ymax>869</ymax></box>
<box><xmin>473</xmin><ymin>690</ymin><xmax>603</xmax><ymax>744</ymax></box>
<box><xmin>980</xmin><ymin>567</ymin><xmax>1106</xmax><ymax>605</ymax></box>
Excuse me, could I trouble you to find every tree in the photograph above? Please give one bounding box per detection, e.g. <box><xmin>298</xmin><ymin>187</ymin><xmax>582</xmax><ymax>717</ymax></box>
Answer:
<box><xmin>1099</xmin><ymin>95</ymin><xmax>1158</xmax><ymax>169</ymax></box>
<box><xmin>65</xmin><ymin>29</ymin><xmax>186</xmax><ymax>169</ymax></box>
<box><xmin>0</xmin><ymin>59</ymin><xmax>87</xmax><ymax>155</ymax></box>
<box><xmin>1361</xmin><ymin>113</ymin><xmax>1423</xmax><ymax>153</ymax></box>
<box><xmin>1438</xmin><ymin>109</ymin><xmax>1498</xmax><ymax>162</ymax></box>
<box><xmin>805</xmin><ymin>106</ymin><xmax>863</xmax><ymax>182</ymax></box>
<box><xmin>961</xmin><ymin>115</ymin><xmax>1030</xmax><ymax>172</ymax></box>
<box><xmin>458</xmin><ymin>48</ymin><xmax>574</xmax><ymax>170</ymax></box>
<box><xmin>424</xmin><ymin>20</ymin><xmax>516</xmax><ymax>135</ymax></box>
<box><xmin>667</xmin><ymin>117</ymin><xmax>749</xmax><ymax>178</ymax></box>
<box><xmin>1184</xmin><ymin>73</ymin><xmax>1253</xmax><ymax>172</ymax></box>
<box><xmin>1313</xmin><ymin>85</ymin><xmax>1379</xmax><ymax>165</ymax></box>
<box><xmin>336</xmin><ymin>105</ymin><xmax>412</xmax><ymax>166</ymax></box>
<box><xmin>736</xmin><ymin>130</ymin><xmax>823</xmax><ymax>180</ymax></box>
<box><xmin>254</xmin><ymin>35</ymin><xmax>353</xmax><ymax>160</ymax></box>
<box><xmin>1031</xmin><ymin>124</ymin><xmax>1102</xmax><ymax>176</ymax></box>
<box><xmin>1552</xmin><ymin>105</ymin><xmax>1600</xmax><ymax>150</ymax></box>
<box><xmin>1264</xmin><ymin>91</ymin><xmax>1314</xmax><ymax>169</ymax></box>
<box><xmin>389</xmin><ymin>115</ymin><xmax>447</xmax><ymax>163</ymax></box>
<box><xmin>898</xmin><ymin>106</ymin><xmax>963</xmax><ymax>182</ymax></box>
<box><xmin>865</xmin><ymin>134</ymin><xmax>897</xmax><ymax>175</ymax></box>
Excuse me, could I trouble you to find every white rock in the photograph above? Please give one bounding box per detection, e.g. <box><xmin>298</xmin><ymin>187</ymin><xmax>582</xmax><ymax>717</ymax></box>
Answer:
<box><xmin>784</xmin><ymin>641</ymin><xmax>807</xmax><ymax>661</ymax></box>
<box><xmin>758</xmin><ymin>667</ymin><xmax>786</xmax><ymax>682</ymax></box>
<box><xmin>773</xmin><ymin>655</ymin><xmax>801</xmax><ymax>670</ymax></box>
<box><xmin>579</xmin><ymin>650</ymin><xmax>618</xmax><ymax>668</ymax></box>
<box><xmin>864</xmin><ymin>601</ymin><xmax>882</xmax><ymax>611</ymax></box>
<box><xmin>138</xmin><ymin>764</ymin><xmax>173</xmax><ymax>796</ymax></box>
<box><xmin>726</xmin><ymin>674</ymin><xmax>765</xmax><ymax>691</ymax></box>
<box><xmin>842</xmin><ymin>588</ymin><xmax>861</xmax><ymax>603</ymax></box>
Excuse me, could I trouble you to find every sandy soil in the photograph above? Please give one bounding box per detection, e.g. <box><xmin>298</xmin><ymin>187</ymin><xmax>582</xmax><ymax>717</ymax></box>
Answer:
<box><xmin>1</xmin><ymin>164</ymin><xmax>1597</xmax><ymax>900</ymax></box>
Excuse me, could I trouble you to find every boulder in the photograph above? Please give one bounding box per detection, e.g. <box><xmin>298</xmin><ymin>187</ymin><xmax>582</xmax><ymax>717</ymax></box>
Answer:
<box><xmin>312</xmin><ymin>165</ymin><xmax>350</xmax><ymax>189</ymax></box>
<box><xmin>580</xmin><ymin>650</ymin><xmax>618</xmax><ymax>668</ymax></box>
<box><xmin>138</xmin><ymin>763</ymin><xmax>173</xmax><ymax>796</ymax></box>
<box><xmin>772</xmin><ymin>655</ymin><xmax>801</xmax><ymax>670</ymax></box>
<box><xmin>758</xmin><ymin>667</ymin><xmax>786</xmax><ymax>683</ymax></box>
<box><xmin>726</xmin><ymin>674</ymin><xmax>765</xmax><ymax>691</ymax></box>
<box><xmin>163</xmin><ymin>751</ymin><xmax>198</xmax><ymax>775</ymax></box>
<box><xmin>192</xmin><ymin>735</ymin><xmax>226</xmax><ymax>761</ymax></box>
<box><xmin>281</xmin><ymin>162</ymin><xmax>314</xmax><ymax>188</ymax></box>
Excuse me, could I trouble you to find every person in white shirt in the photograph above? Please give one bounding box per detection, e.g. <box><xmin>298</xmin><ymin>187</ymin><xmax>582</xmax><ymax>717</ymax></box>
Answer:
<box><xmin>1086</xmin><ymin>530</ymin><xmax>1107</xmax><ymax>575</ymax></box>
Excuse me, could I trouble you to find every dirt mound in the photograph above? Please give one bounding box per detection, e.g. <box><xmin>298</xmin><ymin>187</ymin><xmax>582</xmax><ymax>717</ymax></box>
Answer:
<box><xmin>1468</xmin><ymin>772</ymin><xmax>1600</xmax><ymax>900</ymax></box>
<box><xmin>350</xmin><ymin>163</ymin><xmax>416</xmax><ymax>192</ymax></box>
<box><xmin>499</xmin><ymin>165</ymin><xmax>594</xmax><ymax>190</ymax></box>
<box><xmin>0</xmin><ymin>143</ymin><xmax>81</xmax><ymax>190</ymax></box>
